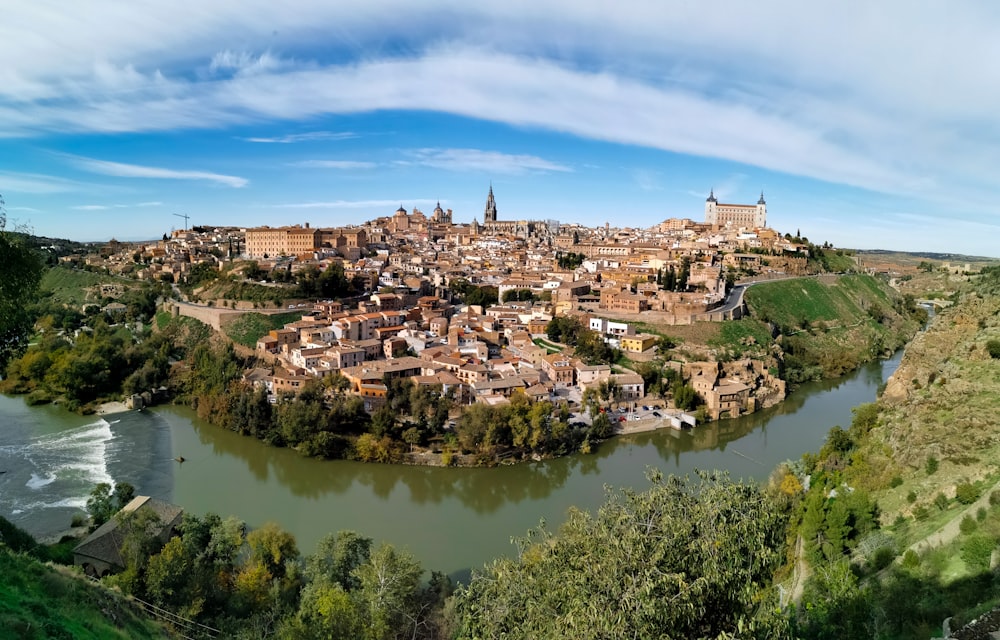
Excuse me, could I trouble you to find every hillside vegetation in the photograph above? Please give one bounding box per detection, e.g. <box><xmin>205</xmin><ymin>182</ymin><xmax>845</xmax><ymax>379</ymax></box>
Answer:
<box><xmin>223</xmin><ymin>311</ymin><xmax>303</xmax><ymax>347</ymax></box>
<box><xmin>785</xmin><ymin>265</ymin><xmax>1000</xmax><ymax>638</ymax></box>
<box><xmin>38</xmin><ymin>266</ymin><xmax>133</xmax><ymax>307</ymax></box>
<box><xmin>744</xmin><ymin>274</ymin><xmax>924</xmax><ymax>382</ymax></box>
<box><xmin>0</xmin><ymin>548</ymin><xmax>168</xmax><ymax>639</ymax></box>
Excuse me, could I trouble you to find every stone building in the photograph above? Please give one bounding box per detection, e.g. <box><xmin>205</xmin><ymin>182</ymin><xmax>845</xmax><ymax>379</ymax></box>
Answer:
<box><xmin>704</xmin><ymin>190</ymin><xmax>767</xmax><ymax>230</ymax></box>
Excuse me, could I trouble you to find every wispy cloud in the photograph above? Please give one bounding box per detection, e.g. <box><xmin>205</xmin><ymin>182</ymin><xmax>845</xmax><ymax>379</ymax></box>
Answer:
<box><xmin>209</xmin><ymin>50</ymin><xmax>291</xmax><ymax>77</ymax></box>
<box><xmin>0</xmin><ymin>171</ymin><xmax>85</xmax><ymax>194</ymax></box>
<box><xmin>289</xmin><ymin>160</ymin><xmax>376</xmax><ymax>169</ymax></box>
<box><xmin>240</xmin><ymin>131</ymin><xmax>357</xmax><ymax>144</ymax></box>
<box><xmin>632</xmin><ymin>169</ymin><xmax>662</xmax><ymax>192</ymax></box>
<box><xmin>272</xmin><ymin>199</ymin><xmax>439</xmax><ymax>209</ymax></box>
<box><xmin>72</xmin><ymin>201</ymin><xmax>165</xmax><ymax>211</ymax></box>
<box><xmin>402</xmin><ymin>148</ymin><xmax>572</xmax><ymax>174</ymax></box>
<box><xmin>72</xmin><ymin>157</ymin><xmax>248</xmax><ymax>188</ymax></box>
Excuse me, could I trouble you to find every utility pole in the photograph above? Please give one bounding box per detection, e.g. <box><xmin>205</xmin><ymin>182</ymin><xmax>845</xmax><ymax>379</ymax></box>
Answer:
<box><xmin>172</xmin><ymin>212</ymin><xmax>190</xmax><ymax>229</ymax></box>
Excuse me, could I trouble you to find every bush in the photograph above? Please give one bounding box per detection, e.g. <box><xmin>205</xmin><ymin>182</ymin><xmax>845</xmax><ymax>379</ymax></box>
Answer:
<box><xmin>889</xmin><ymin>476</ymin><xmax>904</xmax><ymax>489</ymax></box>
<box><xmin>926</xmin><ymin>456</ymin><xmax>939</xmax><ymax>475</ymax></box>
<box><xmin>934</xmin><ymin>493</ymin><xmax>950</xmax><ymax>510</ymax></box>
<box><xmin>960</xmin><ymin>516</ymin><xmax>978</xmax><ymax>535</ymax></box>
<box><xmin>914</xmin><ymin>505</ymin><xmax>930</xmax><ymax>521</ymax></box>
<box><xmin>991</xmin><ymin>490</ymin><xmax>1000</xmax><ymax>507</ymax></box>
<box><xmin>987</xmin><ymin>339</ymin><xmax>1000</xmax><ymax>359</ymax></box>
<box><xmin>902</xmin><ymin>549</ymin><xmax>921</xmax><ymax>568</ymax></box>
<box><xmin>70</xmin><ymin>513</ymin><xmax>86</xmax><ymax>528</ymax></box>
<box><xmin>907</xmin><ymin>490</ymin><xmax>918</xmax><ymax>504</ymax></box>
<box><xmin>978</xmin><ymin>507</ymin><xmax>988</xmax><ymax>522</ymax></box>
<box><xmin>961</xmin><ymin>534</ymin><xmax>995</xmax><ymax>571</ymax></box>
<box><xmin>956</xmin><ymin>482</ymin><xmax>981</xmax><ymax>505</ymax></box>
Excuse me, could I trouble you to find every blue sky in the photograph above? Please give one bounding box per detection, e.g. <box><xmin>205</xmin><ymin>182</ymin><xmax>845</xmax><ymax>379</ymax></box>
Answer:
<box><xmin>2</xmin><ymin>1</ymin><xmax>1000</xmax><ymax>256</ymax></box>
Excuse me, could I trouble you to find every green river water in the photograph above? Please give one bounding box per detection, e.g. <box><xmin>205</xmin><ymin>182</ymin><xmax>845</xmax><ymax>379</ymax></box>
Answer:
<box><xmin>0</xmin><ymin>351</ymin><xmax>899</xmax><ymax>579</ymax></box>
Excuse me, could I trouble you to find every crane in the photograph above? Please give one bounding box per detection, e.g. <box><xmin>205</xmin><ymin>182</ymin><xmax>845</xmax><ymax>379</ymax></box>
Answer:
<box><xmin>173</xmin><ymin>212</ymin><xmax>190</xmax><ymax>229</ymax></box>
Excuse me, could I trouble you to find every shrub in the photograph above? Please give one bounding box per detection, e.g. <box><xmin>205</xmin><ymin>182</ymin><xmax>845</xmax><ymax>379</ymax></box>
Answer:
<box><xmin>987</xmin><ymin>339</ymin><xmax>1000</xmax><ymax>359</ymax></box>
<box><xmin>934</xmin><ymin>493</ymin><xmax>950</xmax><ymax>510</ymax></box>
<box><xmin>991</xmin><ymin>490</ymin><xmax>1000</xmax><ymax>507</ymax></box>
<box><xmin>907</xmin><ymin>490</ymin><xmax>918</xmax><ymax>504</ymax></box>
<box><xmin>960</xmin><ymin>516</ymin><xmax>978</xmax><ymax>535</ymax></box>
<box><xmin>961</xmin><ymin>534</ymin><xmax>995</xmax><ymax>571</ymax></box>
<box><xmin>70</xmin><ymin>513</ymin><xmax>86</xmax><ymax>528</ymax></box>
<box><xmin>956</xmin><ymin>482</ymin><xmax>981</xmax><ymax>505</ymax></box>
<box><xmin>914</xmin><ymin>505</ymin><xmax>930</xmax><ymax>521</ymax></box>
<box><xmin>902</xmin><ymin>549</ymin><xmax>921</xmax><ymax>569</ymax></box>
<box><xmin>978</xmin><ymin>507</ymin><xmax>988</xmax><ymax>522</ymax></box>
<box><xmin>926</xmin><ymin>456</ymin><xmax>939</xmax><ymax>475</ymax></box>
<box><xmin>889</xmin><ymin>476</ymin><xmax>904</xmax><ymax>488</ymax></box>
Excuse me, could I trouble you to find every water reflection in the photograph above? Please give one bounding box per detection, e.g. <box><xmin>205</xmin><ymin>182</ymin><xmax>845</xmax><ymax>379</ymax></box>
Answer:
<box><xmin>157</xmin><ymin>352</ymin><xmax>900</xmax><ymax>515</ymax></box>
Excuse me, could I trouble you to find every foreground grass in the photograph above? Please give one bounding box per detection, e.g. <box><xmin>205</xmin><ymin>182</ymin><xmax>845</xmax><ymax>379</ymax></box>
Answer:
<box><xmin>0</xmin><ymin>549</ymin><xmax>167</xmax><ymax>640</ymax></box>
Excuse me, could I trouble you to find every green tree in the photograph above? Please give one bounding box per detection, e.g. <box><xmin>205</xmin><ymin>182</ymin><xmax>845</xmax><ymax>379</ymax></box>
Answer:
<box><xmin>456</xmin><ymin>470</ymin><xmax>787</xmax><ymax>639</ymax></box>
<box><xmin>354</xmin><ymin>543</ymin><xmax>423</xmax><ymax>640</ymax></box>
<box><xmin>0</xmin><ymin>204</ymin><xmax>44</xmax><ymax>371</ymax></box>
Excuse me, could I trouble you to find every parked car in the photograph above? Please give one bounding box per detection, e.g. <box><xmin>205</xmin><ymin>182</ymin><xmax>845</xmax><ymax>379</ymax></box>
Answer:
<box><xmin>642</xmin><ymin>405</ymin><xmax>649</xmax><ymax>411</ymax></box>
<box><xmin>618</xmin><ymin>416</ymin><xmax>627</xmax><ymax>422</ymax></box>
<box><xmin>652</xmin><ymin>411</ymin><xmax>662</xmax><ymax>417</ymax></box>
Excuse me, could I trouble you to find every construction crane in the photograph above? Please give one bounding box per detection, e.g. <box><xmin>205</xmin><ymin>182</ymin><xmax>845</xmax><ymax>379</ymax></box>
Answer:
<box><xmin>173</xmin><ymin>212</ymin><xmax>190</xmax><ymax>229</ymax></box>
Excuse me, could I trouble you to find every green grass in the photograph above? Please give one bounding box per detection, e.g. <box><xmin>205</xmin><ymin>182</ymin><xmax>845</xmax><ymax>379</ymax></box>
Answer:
<box><xmin>745</xmin><ymin>274</ymin><xmax>896</xmax><ymax>331</ymax></box>
<box><xmin>0</xmin><ymin>549</ymin><xmax>168</xmax><ymax>639</ymax></box>
<box><xmin>707</xmin><ymin>318</ymin><xmax>773</xmax><ymax>359</ymax></box>
<box><xmin>532</xmin><ymin>338</ymin><xmax>562</xmax><ymax>354</ymax></box>
<box><xmin>224</xmin><ymin>311</ymin><xmax>303</xmax><ymax>347</ymax></box>
<box><xmin>154</xmin><ymin>310</ymin><xmax>172</xmax><ymax>330</ymax></box>
<box><xmin>38</xmin><ymin>266</ymin><xmax>131</xmax><ymax>307</ymax></box>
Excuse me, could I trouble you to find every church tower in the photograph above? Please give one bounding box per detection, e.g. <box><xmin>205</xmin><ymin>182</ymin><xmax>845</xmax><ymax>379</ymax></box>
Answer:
<box><xmin>484</xmin><ymin>184</ymin><xmax>498</xmax><ymax>223</ymax></box>
<box><xmin>705</xmin><ymin>189</ymin><xmax>718</xmax><ymax>227</ymax></box>
<box><xmin>755</xmin><ymin>191</ymin><xmax>767</xmax><ymax>228</ymax></box>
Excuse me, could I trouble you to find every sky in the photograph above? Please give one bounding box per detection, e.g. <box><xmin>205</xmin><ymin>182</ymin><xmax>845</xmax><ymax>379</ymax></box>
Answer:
<box><xmin>2</xmin><ymin>1</ymin><xmax>999</xmax><ymax>256</ymax></box>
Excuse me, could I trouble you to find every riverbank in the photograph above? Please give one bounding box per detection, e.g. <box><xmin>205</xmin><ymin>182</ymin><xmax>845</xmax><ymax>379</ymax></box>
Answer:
<box><xmin>95</xmin><ymin>401</ymin><xmax>129</xmax><ymax>416</ymax></box>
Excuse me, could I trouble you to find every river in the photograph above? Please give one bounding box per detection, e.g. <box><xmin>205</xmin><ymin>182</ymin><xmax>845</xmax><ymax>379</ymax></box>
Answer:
<box><xmin>0</xmin><ymin>351</ymin><xmax>900</xmax><ymax>579</ymax></box>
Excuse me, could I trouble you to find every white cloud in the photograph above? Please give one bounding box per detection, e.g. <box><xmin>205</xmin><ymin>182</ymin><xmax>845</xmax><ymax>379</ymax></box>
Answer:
<box><xmin>272</xmin><ymin>199</ymin><xmax>439</xmax><ymax>209</ymax></box>
<box><xmin>241</xmin><ymin>132</ymin><xmax>356</xmax><ymax>143</ymax></box>
<box><xmin>71</xmin><ymin>201</ymin><xmax>165</xmax><ymax>210</ymax></box>
<box><xmin>209</xmin><ymin>50</ymin><xmax>290</xmax><ymax>77</ymax></box>
<box><xmin>71</xmin><ymin>157</ymin><xmax>248</xmax><ymax>188</ymax></box>
<box><xmin>3</xmin><ymin>1</ymin><xmax>1000</xmax><ymax>237</ymax></box>
<box><xmin>402</xmin><ymin>148</ymin><xmax>571</xmax><ymax>174</ymax></box>
<box><xmin>290</xmin><ymin>160</ymin><xmax>376</xmax><ymax>169</ymax></box>
<box><xmin>0</xmin><ymin>171</ymin><xmax>84</xmax><ymax>193</ymax></box>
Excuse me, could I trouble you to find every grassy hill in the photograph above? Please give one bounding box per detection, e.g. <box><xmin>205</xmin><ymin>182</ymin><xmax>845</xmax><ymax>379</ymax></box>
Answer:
<box><xmin>222</xmin><ymin>311</ymin><xmax>303</xmax><ymax>347</ymax></box>
<box><xmin>742</xmin><ymin>274</ymin><xmax>924</xmax><ymax>383</ymax></box>
<box><xmin>0</xmin><ymin>548</ymin><xmax>168</xmax><ymax>639</ymax></box>
<box><xmin>786</xmin><ymin>266</ymin><xmax>1000</xmax><ymax>638</ymax></box>
<box><xmin>38</xmin><ymin>266</ymin><xmax>133</xmax><ymax>307</ymax></box>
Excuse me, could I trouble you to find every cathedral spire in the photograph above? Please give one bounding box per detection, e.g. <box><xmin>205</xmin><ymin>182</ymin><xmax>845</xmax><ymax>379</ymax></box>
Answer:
<box><xmin>757</xmin><ymin>191</ymin><xmax>766</xmax><ymax>205</ymax></box>
<box><xmin>707</xmin><ymin>188</ymin><xmax>717</xmax><ymax>203</ymax></box>
<box><xmin>484</xmin><ymin>183</ymin><xmax>498</xmax><ymax>223</ymax></box>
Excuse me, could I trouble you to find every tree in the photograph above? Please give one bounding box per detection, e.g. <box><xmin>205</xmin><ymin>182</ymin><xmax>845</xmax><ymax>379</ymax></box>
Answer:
<box><xmin>354</xmin><ymin>543</ymin><xmax>423</xmax><ymax>640</ymax></box>
<box><xmin>456</xmin><ymin>471</ymin><xmax>788</xmax><ymax>639</ymax></box>
<box><xmin>0</xmin><ymin>201</ymin><xmax>44</xmax><ymax>371</ymax></box>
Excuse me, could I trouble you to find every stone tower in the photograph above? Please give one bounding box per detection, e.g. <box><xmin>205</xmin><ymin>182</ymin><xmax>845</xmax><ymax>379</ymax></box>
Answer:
<box><xmin>484</xmin><ymin>184</ymin><xmax>498</xmax><ymax>223</ymax></box>
<box><xmin>704</xmin><ymin>189</ymin><xmax>718</xmax><ymax>226</ymax></box>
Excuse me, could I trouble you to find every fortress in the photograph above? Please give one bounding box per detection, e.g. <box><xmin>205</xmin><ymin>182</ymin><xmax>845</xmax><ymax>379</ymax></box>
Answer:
<box><xmin>704</xmin><ymin>190</ymin><xmax>767</xmax><ymax>230</ymax></box>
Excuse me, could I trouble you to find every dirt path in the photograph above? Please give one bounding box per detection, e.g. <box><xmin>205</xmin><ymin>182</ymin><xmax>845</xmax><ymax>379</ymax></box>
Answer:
<box><xmin>907</xmin><ymin>479</ymin><xmax>1000</xmax><ymax>556</ymax></box>
<box><xmin>787</xmin><ymin>535</ymin><xmax>810</xmax><ymax>604</ymax></box>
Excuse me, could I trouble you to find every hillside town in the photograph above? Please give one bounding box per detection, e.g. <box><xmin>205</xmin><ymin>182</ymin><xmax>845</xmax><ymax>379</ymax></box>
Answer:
<box><xmin>64</xmin><ymin>189</ymin><xmax>815</xmax><ymax>425</ymax></box>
